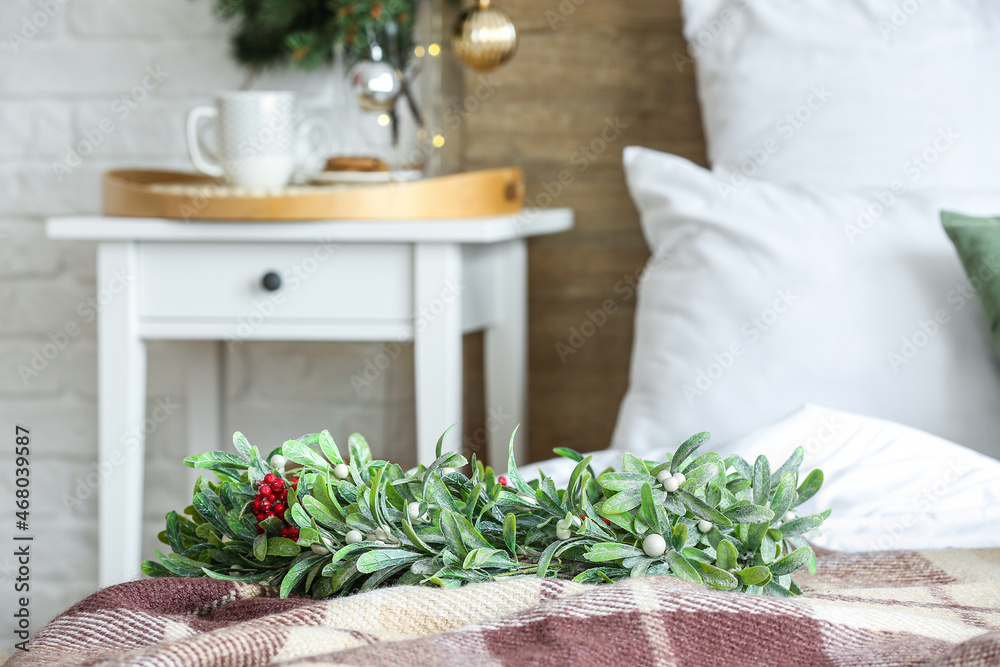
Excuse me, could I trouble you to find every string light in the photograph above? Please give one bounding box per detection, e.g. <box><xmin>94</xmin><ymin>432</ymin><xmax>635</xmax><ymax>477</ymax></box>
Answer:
<box><xmin>377</xmin><ymin>114</ymin><xmax>391</xmax><ymax>126</ymax></box>
<box><xmin>428</xmin><ymin>43</ymin><xmax>441</xmax><ymax>56</ymax></box>
<box><xmin>414</xmin><ymin>45</ymin><xmax>426</xmax><ymax>58</ymax></box>
<box><xmin>432</xmin><ymin>134</ymin><xmax>445</xmax><ymax>148</ymax></box>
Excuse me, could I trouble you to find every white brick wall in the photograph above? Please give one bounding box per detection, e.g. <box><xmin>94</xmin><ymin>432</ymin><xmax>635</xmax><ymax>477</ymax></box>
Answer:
<box><xmin>0</xmin><ymin>0</ymin><xmax>424</xmax><ymax>652</ymax></box>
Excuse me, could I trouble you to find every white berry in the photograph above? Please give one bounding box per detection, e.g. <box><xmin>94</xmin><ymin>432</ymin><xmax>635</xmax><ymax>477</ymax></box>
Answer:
<box><xmin>407</xmin><ymin>502</ymin><xmax>421</xmax><ymax>521</ymax></box>
<box><xmin>269</xmin><ymin>454</ymin><xmax>287</xmax><ymax>470</ymax></box>
<box><xmin>334</xmin><ymin>463</ymin><xmax>350</xmax><ymax>480</ymax></box>
<box><xmin>556</xmin><ymin>528</ymin><xmax>571</xmax><ymax>540</ymax></box>
<box><xmin>366</xmin><ymin>532</ymin><xmax>376</xmax><ymax>542</ymax></box>
<box><xmin>374</xmin><ymin>528</ymin><xmax>388</xmax><ymax>541</ymax></box>
<box><xmin>643</xmin><ymin>534</ymin><xmax>667</xmax><ymax>558</ymax></box>
<box><xmin>311</xmin><ymin>544</ymin><xmax>330</xmax><ymax>556</ymax></box>
<box><xmin>655</xmin><ymin>470</ymin><xmax>672</xmax><ymax>484</ymax></box>
<box><xmin>783</xmin><ymin>511</ymin><xmax>796</xmax><ymax>523</ymax></box>
<box><xmin>672</xmin><ymin>472</ymin><xmax>686</xmax><ymax>485</ymax></box>
<box><xmin>345</xmin><ymin>530</ymin><xmax>363</xmax><ymax>544</ymax></box>
<box><xmin>697</xmin><ymin>520</ymin><xmax>713</xmax><ymax>533</ymax></box>
<box><xmin>663</xmin><ymin>477</ymin><xmax>680</xmax><ymax>493</ymax></box>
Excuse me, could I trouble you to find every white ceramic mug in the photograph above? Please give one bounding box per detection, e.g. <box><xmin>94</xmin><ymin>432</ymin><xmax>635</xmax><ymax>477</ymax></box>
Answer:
<box><xmin>186</xmin><ymin>91</ymin><xmax>328</xmax><ymax>188</ymax></box>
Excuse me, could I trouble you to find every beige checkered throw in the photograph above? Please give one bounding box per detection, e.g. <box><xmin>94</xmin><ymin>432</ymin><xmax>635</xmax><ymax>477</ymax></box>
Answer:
<box><xmin>7</xmin><ymin>548</ymin><xmax>1000</xmax><ymax>666</ymax></box>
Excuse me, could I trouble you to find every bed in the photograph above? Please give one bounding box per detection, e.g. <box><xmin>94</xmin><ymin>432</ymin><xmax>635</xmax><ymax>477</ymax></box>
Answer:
<box><xmin>9</xmin><ymin>548</ymin><xmax>1000</xmax><ymax>666</ymax></box>
<box><xmin>11</xmin><ymin>1</ymin><xmax>1000</xmax><ymax>665</ymax></box>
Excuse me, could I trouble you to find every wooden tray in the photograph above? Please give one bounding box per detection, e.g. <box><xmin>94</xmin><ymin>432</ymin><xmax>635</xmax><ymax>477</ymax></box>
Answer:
<box><xmin>102</xmin><ymin>168</ymin><xmax>525</xmax><ymax>221</ymax></box>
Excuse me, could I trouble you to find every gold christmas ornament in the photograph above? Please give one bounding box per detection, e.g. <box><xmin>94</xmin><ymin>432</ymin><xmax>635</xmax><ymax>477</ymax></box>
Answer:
<box><xmin>452</xmin><ymin>0</ymin><xmax>517</xmax><ymax>71</ymax></box>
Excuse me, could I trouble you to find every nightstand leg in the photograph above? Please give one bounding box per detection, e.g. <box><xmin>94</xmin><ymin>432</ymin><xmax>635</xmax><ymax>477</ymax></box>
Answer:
<box><xmin>186</xmin><ymin>341</ymin><xmax>223</xmax><ymax>488</ymax></box>
<box><xmin>413</xmin><ymin>243</ymin><xmax>464</xmax><ymax>465</ymax></box>
<box><xmin>485</xmin><ymin>239</ymin><xmax>528</xmax><ymax>470</ymax></box>
<box><xmin>97</xmin><ymin>243</ymin><xmax>147</xmax><ymax>587</ymax></box>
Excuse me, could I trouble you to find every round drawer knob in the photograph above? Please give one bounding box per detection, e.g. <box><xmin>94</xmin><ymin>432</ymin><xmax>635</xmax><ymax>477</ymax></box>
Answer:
<box><xmin>261</xmin><ymin>271</ymin><xmax>282</xmax><ymax>292</ymax></box>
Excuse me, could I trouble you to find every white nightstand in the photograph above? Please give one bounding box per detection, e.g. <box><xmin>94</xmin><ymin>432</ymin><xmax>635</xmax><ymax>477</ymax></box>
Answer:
<box><xmin>46</xmin><ymin>210</ymin><xmax>573</xmax><ymax>587</ymax></box>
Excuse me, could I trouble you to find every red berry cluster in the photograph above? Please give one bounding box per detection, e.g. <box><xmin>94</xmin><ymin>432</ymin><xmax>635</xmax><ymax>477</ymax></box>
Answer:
<box><xmin>253</xmin><ymin>473</ymin><xmax>300</xmax><ymax>540</ymax></box>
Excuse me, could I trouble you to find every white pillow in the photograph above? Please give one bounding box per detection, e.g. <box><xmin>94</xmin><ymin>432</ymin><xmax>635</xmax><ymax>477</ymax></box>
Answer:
<box><xmin>612</xmin><ymin>146</ymin><xmax>1000</xmax><ymax>460</ymax></box>
<box><xmin>523</xmin><ymin>404</ymin><xmax>1000</xmax><ymax>551</ymax></box>
<box><xmin>680</xmin><ymin>0</ymin><xmax>1000</xmax><ymax>189</ymax></box>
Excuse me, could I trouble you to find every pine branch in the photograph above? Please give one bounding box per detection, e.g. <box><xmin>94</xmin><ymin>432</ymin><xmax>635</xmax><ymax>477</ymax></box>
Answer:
<box><xmin>200</xmin><ymin>0</ymin><xmax>430</xmax><ymax>71</ymax></box>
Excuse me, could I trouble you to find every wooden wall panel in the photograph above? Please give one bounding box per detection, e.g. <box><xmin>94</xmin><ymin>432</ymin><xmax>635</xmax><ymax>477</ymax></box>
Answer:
<box><xmin>457</xmin><ymin>0</ymin><xmax>708</xmax><ymax>463</ymax></box>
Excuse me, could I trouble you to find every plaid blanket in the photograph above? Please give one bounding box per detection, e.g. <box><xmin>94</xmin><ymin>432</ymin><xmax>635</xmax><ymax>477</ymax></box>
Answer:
<box><xmin>7</xmin><ymin>548</ymin><xmax>1000</xmax><ymax>667</ymax></box>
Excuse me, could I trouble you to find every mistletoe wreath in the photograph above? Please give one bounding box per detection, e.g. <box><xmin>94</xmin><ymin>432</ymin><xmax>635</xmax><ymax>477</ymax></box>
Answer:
<box><xmin>143</xmin><ymin>428</ymin><xmax>828</xmax><ymax>598</ymax></box>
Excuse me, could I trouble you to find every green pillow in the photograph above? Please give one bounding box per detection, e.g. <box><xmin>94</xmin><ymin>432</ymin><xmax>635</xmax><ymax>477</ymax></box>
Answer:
<box><xmin>942</xmin><ymin>210</ymin><xmax>1000</xmax><ymax>360</ymax></box>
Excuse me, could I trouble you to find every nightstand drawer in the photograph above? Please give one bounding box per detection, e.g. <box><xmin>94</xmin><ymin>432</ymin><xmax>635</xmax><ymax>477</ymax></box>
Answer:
<box><xmin>138</xmin><ymin>242</ymin><xmax>412</xmax><ymax>321</ymax></box>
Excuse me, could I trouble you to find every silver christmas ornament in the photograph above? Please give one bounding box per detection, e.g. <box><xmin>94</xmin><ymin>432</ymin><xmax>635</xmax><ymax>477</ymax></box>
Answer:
<box><xmin>348</xmin><ymin>58</ymin><xmax>404</xmax><ymax>112</ymax></box>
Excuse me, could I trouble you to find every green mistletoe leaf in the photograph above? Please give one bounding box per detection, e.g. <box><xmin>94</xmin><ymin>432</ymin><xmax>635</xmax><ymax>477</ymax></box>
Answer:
<box><xmin>584</xmin><ymin>542</ymin><xmax>644</xmax><ymax>563</ymax></box>
<box><xmin>253</xmin><ymin>533</ymin><xmax>267</xmax><ymax>562</ymax></box>
<box><xmin>735</xmin><ymin>565</ymin><xmax>772</xmax><ymax>587</ymax></box>
<box><xmin>770</xmin><ymin>447</ymin><xmax>804</xmax><ymax>486</ymax></box>
<box><xmin>763</xmin><ymin>580</ymin><xmax>795</xmax><ymax>598</ymax></box>
<box><xmin>602</xmin><ymin>486</ymin><xmax>654</xmax><ymax>515</ymax></box>
<box><xmin>768</xmin><ymin>546</ymin><xmax>814</xmax><ymax>577</ymax></box>
<box><xmin>504</xmin><ymin>426</ymin><xmax>534</xmax><ymax>496</ymax></box>
<box><xmin>185</xmin><ymin>451</ymin><xmax>250</xmax><ymax>472</ymax></box>
<box><xmin>280</xmin><ymin>553</ymin><xmax>326</xmax><ymax>597</ymax></box>
<box><xmin>715</xmin><ymin>538</ymin><xmax>738</xmax><ymax>571</ymax></box>
<box><xmin>682</xmin><ymin>460</ymin><xmax>724</xmax><ymax>489</ymax></box>
<box><xmin>620</xmin><ymin>452</ymin><xmax>649</xmax><ymax>475</ymax></box>
<box><xmin>203</xmin><ymin>569</ymin><xmax>274</xmax><ymax>584</ymax></box>
<box><xmin>165</xmin><ymin>511</ymin><xmax>184</xmax><ymax>554</ymax></box>
<box><xmin>424</xmin><ymin>473</ymin><xmax>458</xmax><ymax>513</ymax></box>
<box><xmin>779</xmin><ymin>515</ymin><xmax>824</xmax><ymax>538</ymax></box>
<box><xmin>692</xmin><ymin>561</ymin><xmax>738</xmax><ymax>590</ymax></box>
<box><xmin>676</xmin><ymin>489</ymin><xmax>732</xmax><ymax>527</ymax></box>
<box><xmin>671</xmin><ymin>523</ymin><xmax>689</xmax><ymax>552</ymax></box>
<box><xmin>282</xmin><ymin>439</ymin><xmax>332</xmax><ymax>473</ymax></box>
<box><xmin>793</xmin><ymin>469</ymin><xmax>824</xmax><ymax>507</ymax></box>
<box><xmin>723</xmin><ymin>504</ymin><xmax>774</xmax><ymax>525</ymax></box>
<box><xmin>726</xmin><ymin>454</ymin><xmax>753</xmax><ymax>480</ymax></box>
<box><xmin>357</xmin><ymin>549</ymin><xmax>422</xmax><ymax>574</ymax></box>
<box><xmin>232</xmin><ymin>431</ymin><xmax>255</xmax><ymax>462</ymax></box>
<box><xmin>596</xmin><ymin>472</ymin><xmax>653</xmax><ymax>493</ymax></box>
<box><xmin>440</xmin><ymin>510</ymin><xmax>468</xmax><ymax>560</ymax></box>
<box><xmin>671</xmin><ymin>432</ymin><xmax>710</xmax><ymax>474</ymax></box>
<box><xmin>768</xmin><ymin>473</ymin><xmax>797</xmax><ymax>526</ymax></box>
<box><xmin>553</xmin><ymin>447</ymin><xmax>584</xmax><ymax>462</ymax></box>
<box><xmin>266</xmin><ymin>537</ymin><xmax>301</xmax><ymax>557</ymax></box>
<box><xmin>503</xmin><ymin>513</ymin><xmax>517</xmax><ymax>555</ymax></box>
<box><xmin>639</xmin><ymin>483</ymin><xmax>658</xmax><ymax>534</ymax></box>
<box><xmin>752</xmin><ymin>455</ymin><xmax>771</xmax><ymax>506</ymax></box>
<box><xmin>665</xmin><ymin>551</ymin><xmax>703</xmax><ymax>586</ymax></box>
<box><xmin>318</xmin><ymin>430</ymin><xmax>344</xmax><ymax>466</ymax></box>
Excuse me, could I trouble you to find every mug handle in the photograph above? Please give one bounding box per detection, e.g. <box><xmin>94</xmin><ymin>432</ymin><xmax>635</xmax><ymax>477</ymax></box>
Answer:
<box><xmin>296</xmin><ymin>117</ymin><xmax>333</xmax><ymax>173</ymax></box>
<box><xmin>186</xmin><ymin>106</ymin><xmax>225</xmax><ymax>178</ymax></box>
